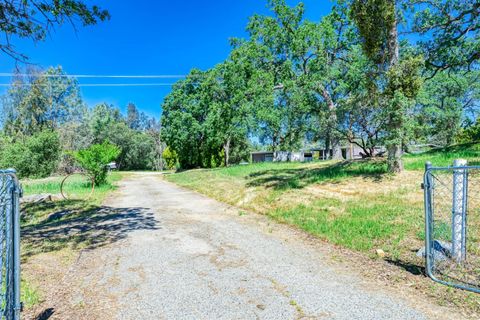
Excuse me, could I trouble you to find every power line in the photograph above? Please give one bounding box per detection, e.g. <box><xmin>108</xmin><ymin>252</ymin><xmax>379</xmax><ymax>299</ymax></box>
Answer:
<box><xmin>0</xmin><ymin>73</ymin><xmax>188</xmax><ymax>79</ymax></box>
<box><xmin>79</xmin><ymin>83</ymin><xmax>175</xmax><ymax>87</ymax></box>
<box><xmin>0</xmin><ymin>83</ymin><xmax>177</xmax><ymax>87</ymax></box>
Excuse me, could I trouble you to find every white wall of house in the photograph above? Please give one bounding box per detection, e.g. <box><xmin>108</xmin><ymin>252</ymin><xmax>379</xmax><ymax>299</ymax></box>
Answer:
<box><xmin>273</xmin><ymin>151</ymin><xmax>305</xmax><ymax>162</ymax></box>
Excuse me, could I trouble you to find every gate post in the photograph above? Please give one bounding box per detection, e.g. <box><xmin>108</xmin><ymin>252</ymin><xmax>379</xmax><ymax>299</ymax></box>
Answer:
<box><xmin>424</xmin><ymin>162</ymin><xmax>434</xmax><ymax>273</ymax></box>
<box><xmin>452</xmin><ymin>159</ymin><xmax>468</xmax><ymax>262</ymax></box>
<box><xmin>13</xmin><ymin>176</ymin><xmax>21</xmax><ymax>320</ymax></box>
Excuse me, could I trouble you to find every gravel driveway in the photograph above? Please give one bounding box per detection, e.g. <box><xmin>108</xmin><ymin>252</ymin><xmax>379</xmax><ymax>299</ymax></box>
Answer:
<box><xmin>47</xmin><ymin>173</ymin><xmax>452</xmax><ymax>319</ymax></box>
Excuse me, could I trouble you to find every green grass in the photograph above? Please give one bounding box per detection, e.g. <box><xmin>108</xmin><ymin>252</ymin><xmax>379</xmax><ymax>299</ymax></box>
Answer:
<box><xmin>22</xmin><ymin>171</ymin><xmax>123</xmax><ymax>199</ymax></box>
<box><xmin>270</xmin><ymin>190</ymin><xmax>418</xmax><ymax>256</ymax></box>
<box><xmin>404</xmin><ymin>143</ymin><xmax>480</xmax><ymax>170</ymax></box>
<box><xmin>21</xmin><ymin>279</ymin><xmax>41</xmax><ymax>308</ymax></box>
<box><xmin>19</xmin><ymin>172</ymin><xmax>127</xmax><ymax>308</ymax></box>
<box><xmin>172</xmin><ymin>159</ymin><xmax>387</xmax><ymax>192</ymax></box>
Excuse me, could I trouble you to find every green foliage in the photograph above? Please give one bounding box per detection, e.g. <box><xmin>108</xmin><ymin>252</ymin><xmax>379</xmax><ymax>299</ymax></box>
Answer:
<box><xmin>123</xmin><ymin>132</ymin><xmax>157</xmax><ymax>170</ymax></box>
<box><xmin>1</xmin><ymin>70</ymin><xmax>162</xmax><ymax>175</ymax></box>
<box><xmin>88</xmin><ymin>103</ymin><xmax>162</xmax><ymax>171</ymax></box>
<box><xmin>0</xmin><ymin>130</ymin><xmax>61</xmax><ymax>178</ymax></box>
<box><xmin>386</xmin><ymin>55</ymin><xmax>424</xmax><ymax>98</ymax></box>
<box><xmin>457</xmin><ymin>116</ymin><xmax>480</xmax><ymax>144</ymax></box>
<box><xmin>408</xmin><ymin>0</ymin><xmax>480</xmax><ymax>73</ymax></box>
<box><xmin>350</xmin><ymin>0</ymin><xmax>396</xmax><ymax>64</ymax></box>
<box><xmin>72</xmin><ymin>141</ymin><xmax>121</xmax><ymax>185</ymax></box>
<box><xmin>351</xmin><ymin>0</ymin><xmax>425</xmax><ymax>173</ymax></box>
<box><xmin>414</xmin><ymin>71</ymin><xmax>476</xmax><ymax>146</ymax></box>
<box><xmin>162</xmin><ymin>147</ymin><xmax>178</xmax><ymax>170</ymax></box>
<box><xmin>161</xmin><ymin>67</ymin><xmax>251</xmax><ymax>169</ymax></box>
<box><xmin>2</xmin><ymin>66</ymin><xmax>87</xmax><ymax>137</ymax></box>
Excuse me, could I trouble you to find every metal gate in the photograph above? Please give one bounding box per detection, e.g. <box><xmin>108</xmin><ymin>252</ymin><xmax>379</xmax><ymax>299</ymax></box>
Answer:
<box><xmin>0</xmin><ymin>170</ymin><xmax>21</xmax><ymax>319</ymax></box>
<box><xmin>424</xmin><ymin>161</ymin><xmax>480</xmax><ymax>293</ymax></box>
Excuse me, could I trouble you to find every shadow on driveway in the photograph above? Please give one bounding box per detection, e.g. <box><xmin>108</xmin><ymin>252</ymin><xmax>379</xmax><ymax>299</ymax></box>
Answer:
<box><xmin>22</xmin><ymin>202</ymin><xmax>159</xmax><ymax>258</ymax></box>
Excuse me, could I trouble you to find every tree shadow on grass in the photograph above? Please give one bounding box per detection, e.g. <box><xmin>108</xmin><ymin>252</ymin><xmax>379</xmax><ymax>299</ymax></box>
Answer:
<box><xmin>246</xmin><ymin>160</ymin><xmax>388</xmax><ymax>190</ymax></box>
<box><xmin>21</xmin><ymin>201</ymin><xmax>159</xmax><ymax>259</ymax></box>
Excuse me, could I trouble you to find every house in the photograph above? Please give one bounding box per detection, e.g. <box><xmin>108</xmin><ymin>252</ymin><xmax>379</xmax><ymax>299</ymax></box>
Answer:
<box><xmin>312</xmin><ymin>144</ymin><xmax>386</xmax><ymax>160</ymax></box>
<box><xmin>251</xmin><ymin>144</ymin><xmax>385</xmax><ymax>163</ymax></box>
<box><xmin>251</xmin><ymin>151</ymin><xmax>314</xmax><ymax>163</ymax></box>
<box><xmin>251</xmin><ymin>151</ymin><xmax>274</xmax><ymax>163</ymax></box>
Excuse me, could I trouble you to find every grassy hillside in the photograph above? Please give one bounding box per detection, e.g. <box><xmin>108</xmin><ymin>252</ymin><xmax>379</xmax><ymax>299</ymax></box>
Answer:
<box><xmin>404</xmin><ymin>143</ymin><xmax>480</xmax><ymax>170</ymax></box>
<box><xmin>166</xmin><ymin>144</ymin><xmax>480</xmax><ymax>254</ymax></box>
<box><xmin>165</xmin><ymin>144</ymin><xmax>480</xmax><ymax>313</ymax></box>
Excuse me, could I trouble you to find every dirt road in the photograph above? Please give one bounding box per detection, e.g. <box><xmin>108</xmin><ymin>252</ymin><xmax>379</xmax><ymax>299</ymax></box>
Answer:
<box><xmin>34</xmin><ymin>173</ymin><xmax>459</xmax><ymax>319</ymax></box>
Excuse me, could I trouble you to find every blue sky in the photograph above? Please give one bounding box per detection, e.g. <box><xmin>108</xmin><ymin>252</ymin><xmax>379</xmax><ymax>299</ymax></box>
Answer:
<box><xmin>0</xmin><ymin>0</ymin><xmax>332</xmax><ymax>119</ymax></box>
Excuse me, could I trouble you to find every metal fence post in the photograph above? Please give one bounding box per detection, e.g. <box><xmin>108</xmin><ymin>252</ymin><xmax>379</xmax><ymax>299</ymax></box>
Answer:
<box><xmin>2</xmin><ymin>169</ymin><xmax>22</xmax><ymax>320</ymax></box>
<box><xmin>0</xmin><ymin>170</ymin><xmax>21</xmax><ymax>319</ymax></box>
<box><xmin>452</xmin><ymin>159</ymin><xmax>468</xmax><ymax>262</ymax></box>
<box><xmin>424</xmin><ymin>162</ymin><xmax>434</xmax><ymax>274</ymax></box>
<box><xmin>6</xmin><ymin>176</ymin><xmax>14</xmax><ymax>320</ymax></box>
<box><xmin>12</xmin><ymin>174</ymin><xmax>21</xmax><ymax>320</ymax></box>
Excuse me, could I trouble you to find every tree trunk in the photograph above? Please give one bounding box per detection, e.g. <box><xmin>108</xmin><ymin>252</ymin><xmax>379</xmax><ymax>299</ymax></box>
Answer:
<box><xmin>224</xmin><ymin>138</ymin><xmax>231</xmax><ymax>167</ymax></box>
<box><xmin>387</xmin><ymin>144</ymin><xmax>403</xmax><ymax>173</ymax></box>
<box><xmin>320</xmin><ymin>85</ymin><xmax>344</xmax><ymax>161</ymax></box>
<box><xmin>331</xmin><ymin>138</ymin><xmax>343</xmax><ymax>160</ymax></box>
<box><xmin>324</xmin><ymin>131</ymin><xmax>331</xmax><ymax>160</ymax></box>
<box><xmin>272</xmin><ymin>133</ymin><xmax>278</xmax><ymax>153</ymax></box>
<box><xmin>386</xmin><ymin>6</ymin><xmax>403</xmax><ymax>173</ymax></box>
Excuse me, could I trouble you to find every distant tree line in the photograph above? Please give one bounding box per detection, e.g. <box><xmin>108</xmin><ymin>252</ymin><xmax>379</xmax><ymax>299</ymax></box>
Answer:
<box><xmin>0</xmin><ymin>66</ymin><xmax>164</xmax><ymax>178</ymax></box>
<box><xmin>161</xmin><ymin>0</ymin><xmax>480</xmax><ymax>172</ymax></box>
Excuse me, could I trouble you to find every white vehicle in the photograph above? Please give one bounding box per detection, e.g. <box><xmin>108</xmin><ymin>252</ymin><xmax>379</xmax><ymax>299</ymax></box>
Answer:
<box><xmin>107</xmin><ymin>162</ymin><xmax>118</xmax><ymax>170</ymax></box>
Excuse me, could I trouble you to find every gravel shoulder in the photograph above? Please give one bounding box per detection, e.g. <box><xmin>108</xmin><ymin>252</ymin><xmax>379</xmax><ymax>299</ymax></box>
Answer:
<box><xmin>28</xmin><ymin>172</ymin><xmax>463</xmax><ymax>319</ymax></box>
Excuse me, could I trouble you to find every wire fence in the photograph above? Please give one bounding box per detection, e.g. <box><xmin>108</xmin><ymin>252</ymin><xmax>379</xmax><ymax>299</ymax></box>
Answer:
<box><xmin>0</xmin><ymin>170</ymin><xmax>21</xmax><ymax>320</ymax></box>
<box><xmin>424</xmin><ymin>162</ymin><xmax>480</xmax><ymax>293</ymax></box>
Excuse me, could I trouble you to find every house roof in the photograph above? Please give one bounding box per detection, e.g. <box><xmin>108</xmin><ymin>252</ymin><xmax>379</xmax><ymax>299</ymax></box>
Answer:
<box><xmin>251</xmin><ymin>151</ymin><xmax>274</xmax><ymax>155</ymax></box>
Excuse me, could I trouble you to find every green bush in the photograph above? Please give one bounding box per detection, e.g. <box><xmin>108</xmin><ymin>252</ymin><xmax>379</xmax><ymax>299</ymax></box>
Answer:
<box><xmin>0</xmin><ymin>131</ymin><xmax>61</xmax><ymax>178</ymax></box>
<box><xmin>457</xmin><ymin>119</ymin><xmax>480</xmax><ymax>143</ymax></box>
<box><xmin>122</xmin><ymin>132</ymin><xmax>157</xmax><ymax>170</ymax></box>
<box><xmin>73</xmin><ymin>141</ymin><xmax>121</xmax><ymax>185</ymax></box>
<box><xmin>162</xmin><ymin>146</ymin><xmax>178</xmax><ymax>170</ymax></box>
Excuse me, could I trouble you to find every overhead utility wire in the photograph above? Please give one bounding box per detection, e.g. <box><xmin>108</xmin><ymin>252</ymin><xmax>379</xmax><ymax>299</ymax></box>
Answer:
<box><xmin>0</xmin><ymin>83</ymin><xmax>177</xmax><ymax>87</ymax></box>
<box><xmin>0</xmin><ymin>73</ymin><xmax>189</xmax><ymax>79</ymax></box>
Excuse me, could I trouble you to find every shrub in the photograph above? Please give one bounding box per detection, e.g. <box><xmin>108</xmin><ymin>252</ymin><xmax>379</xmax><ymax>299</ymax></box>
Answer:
<box><xmin>162</xmin><ymin>146</ymin><xmax>178</xmax><ymax>170</ymax></box>
<box><xmin>0</xmin><ymin>131</ymin><xmax>61</xmax><ymax>178</ymax></box>
<box><xmin>122</xmin><ymin>131</ymin><xmax>157</xmax><ymax>170</ymax></box>
<box><xmin>73</xmin><ymin>141</ymin><xmax>121</xmax><ymax>185</ymax></box>
<box><xmin>457</xmin><ymin>119</ymin><xmax>480</xmax><ymax>143</ymax></box>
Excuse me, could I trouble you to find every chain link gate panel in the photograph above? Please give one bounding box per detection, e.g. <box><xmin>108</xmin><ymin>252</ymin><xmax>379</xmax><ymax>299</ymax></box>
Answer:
<box><xmin>424</xmin><ymin>162</ymin><xmax>480</xmax><ymax>293</ymax></box>
<box><xmin>0</xmin><ymin>170</ymin><xmax>21</xmax><ymax>319</ymax></box>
